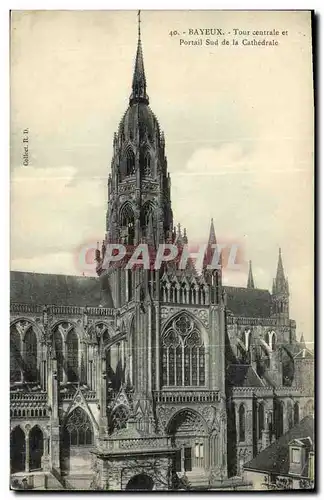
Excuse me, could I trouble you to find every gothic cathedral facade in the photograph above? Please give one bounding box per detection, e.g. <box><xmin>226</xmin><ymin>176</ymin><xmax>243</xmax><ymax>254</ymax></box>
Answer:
<box><xmin>10</xmin><ymin>18</ymin><xmax>314</xmax><ymax>491</ymax></box>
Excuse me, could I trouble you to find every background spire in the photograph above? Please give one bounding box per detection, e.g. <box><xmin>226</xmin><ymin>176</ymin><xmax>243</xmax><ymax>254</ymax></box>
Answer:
<box><xmin>247</xmin><ymin>260</ymin><xmax>255</xmax><ymax>289</ymax></box>
<box><xmin>275</xmin><ymin>247</ymin><xmax>288</xmax><ymax>294</ymax></box>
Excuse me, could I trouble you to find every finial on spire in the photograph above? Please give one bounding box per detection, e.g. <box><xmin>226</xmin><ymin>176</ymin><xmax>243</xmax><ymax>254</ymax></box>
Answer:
<box><xmin>138</xmin><ymin>10</ymin><xmax>141</xmax><ymax>41</ymax></box>
<box><xmin>247</xmin><ymin>260</ymin><xmax>255</xmax><ymax>289</ymax></box>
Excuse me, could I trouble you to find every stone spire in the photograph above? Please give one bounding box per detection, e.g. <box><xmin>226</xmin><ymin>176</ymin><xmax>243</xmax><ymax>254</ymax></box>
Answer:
<box><xmin>208</xmin><ymin>218</ymin><xmax>217</xmax><ymax>246</ymax></box>
<box><xmin>274</xmin><ymin>248</ymin><xmax>288</xmax><ymax>294</ymax></box>
<box><xmin>129</xmin><ymin>10</ymin><xmax>149</xmax><ymax>106</ymax></box>
<box><xmin>247</xmin><ymin>260</ymin><xmax>255</xmax><ymax>289</ymax></box>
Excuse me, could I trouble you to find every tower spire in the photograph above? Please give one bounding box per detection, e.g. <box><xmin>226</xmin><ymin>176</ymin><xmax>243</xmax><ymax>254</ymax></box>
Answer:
<box><xmin>208</xmin><ymin>218</ymin><xmax>217</xmax><ymax>246</ymax></box>
<box><xmin>130</xmin><ymin>10</ymin><xmax>149</xmax><ymax>106</ymax></box>
<box><xmin>274</xmin><ymin>247</ymin><xmax>288</xmax><ymax>294</ymax></box>
<box><xmin>247</xmin><ymin>260</ymin><xmax>255</xmax><ymax>289</ymax></box>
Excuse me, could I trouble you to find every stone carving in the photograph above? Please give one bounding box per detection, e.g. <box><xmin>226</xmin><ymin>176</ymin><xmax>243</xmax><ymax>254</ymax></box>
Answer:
<box><xmin>198</xmin><ymin>405</ymin><xmax>216</xmax><ymax>430</ymax></box>
<box><xmin>58</xmin><ymin>323</ymin><xmax>72</xmax><ymax>338</ymax></box>
<box><xmin>16</xmin><ymin>320</ymin><xmax>31</xmax><ymax>337</ymax></box>
<box><xmin>156</xmin><ymin>405</ymin><xmax>177</xmax><ymax>430</ymax></box>
<box><xmin>161</xmin><ymin>307</ymin><xmax>175</xmax><ymax>321</ymax></box>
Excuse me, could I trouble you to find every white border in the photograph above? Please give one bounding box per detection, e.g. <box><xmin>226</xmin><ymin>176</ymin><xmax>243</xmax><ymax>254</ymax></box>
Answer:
<box><xmin>2</xmin><ymin>2</ymin><xmax>320</xmax><ymax>498</ymax></box>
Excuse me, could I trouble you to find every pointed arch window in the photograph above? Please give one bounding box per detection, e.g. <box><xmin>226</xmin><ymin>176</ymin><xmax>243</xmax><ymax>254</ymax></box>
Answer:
<box><xmin>24</xmin><ymin>328</ymin><xmax>38</xmax><ymax>382</ymax></box>
<box><xmin>126</xmin><ymin>149</ymin><xmax>135</xmax><ymax>176</ymax></box>
<box><xmin>258</xmin><ymin>402</ymin><xmax>265</xmax><ymax>439</ymax></box>
<box><xmin>140</xmin><ymin>202</ymin><xmax>155</xmax><ymax>234</ymax></box>
<box><xmin>143</xmin><ymin>152</ymin><xmax>151</xmax><ymax>177</ymax></box>
<box><xmin>161</xmin><ymin>314</ymin><xmax>205</xmax><ymax>387</ymax></box>
<box><xmin>66</xmin><ymin>330</ymin><xmax>79</xmax><ymax>382</ymax></box>
<box><xmin>65</xmin><ymin>407</ymin><xmax>93</xmax><ymax>446</ymax></box>
<box><xmin>239</xmin><ymin>404</ymin><xmax>246</xmax><ymax>442</ymax></box>
<box><xmin>120</xmin><ymin>202</ymin><xmax>135</xmax><ymax>245</ymax></box>
<box><xmin>53</xmin><ymin>330</ymin><xmax>64</xmax><ymax>383</ymax></box>
<box><xmin>294</xmin><ymin>402</ymin><xmax>299</xmax><ymax>425</ymax></box>
<box><xmin>10</xmin><ymin>327</ymin><xmax>21</xmax><ymax>383</ymax></box>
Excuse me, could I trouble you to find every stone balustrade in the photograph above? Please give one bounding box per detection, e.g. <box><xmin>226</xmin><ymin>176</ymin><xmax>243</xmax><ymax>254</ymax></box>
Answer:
<box><xmin>153</xmin><ymin>389</ymin><xmax>220</xmax><ymax>404</ymax></box>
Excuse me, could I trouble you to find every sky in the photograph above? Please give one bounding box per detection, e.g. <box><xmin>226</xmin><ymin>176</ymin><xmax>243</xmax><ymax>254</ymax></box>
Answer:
<box><xmin>10</xmin><ymin>10</ymin><xmax>314</xmax><ymax>343</ymax></box>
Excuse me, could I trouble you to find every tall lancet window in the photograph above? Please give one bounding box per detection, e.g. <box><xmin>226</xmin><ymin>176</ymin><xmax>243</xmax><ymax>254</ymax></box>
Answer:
<box><xmin>24</xmin><ymin>328</ymin><xmax>38</xmax><ymax>382</ymax></box>
<box><xmin>143</xmin><ymin>152</ymin><xmax>151</xmax><ymax>177</ymax></box>
<box><xmin>126</xmin><ymin>149</ymin><xmax>135</xmax><ymax>176</ymax></box>
<box><xmin>239</xmin><ymin>404</ymin><xmax>246</xmax><ymax>442</ymax></box>
<box><xmin>161</xmin><ymin>314</ymin><xmax>205</xmax><ymax>387</ymax></box>
<box><xmin>66</xmin><ymin>330</ymin><xmax>79</xmax><ymax>382</ymax></box>
<box><xmin>120</xmin><ymin>202</ymin><xmax>135</xmax><ymax>245</ymax></box>
<box><xmin>53</xmin><ymin>330</ymin><xmax>64</xmax><ymax>383</ymax></box>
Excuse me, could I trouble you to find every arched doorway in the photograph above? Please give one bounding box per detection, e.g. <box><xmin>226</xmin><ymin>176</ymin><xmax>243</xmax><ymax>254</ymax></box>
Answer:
<box><xmin>29</xmin><ymin>426</ymin><xmax>43</xmax><ymax>470</ymax></box>
<box><xmin>10</xmin><ymin>427</ymin><xmax>25</xmax><ymax>473</ymax></box>
<box><xmin>125</xmin><ymin>474</ymin><xmax>154</xmax><ymax>491</ymax></box>
<box><xmin>168</xmin><ymin>409</ymin><xmax>207</xmax><ymax>474</ymax></box>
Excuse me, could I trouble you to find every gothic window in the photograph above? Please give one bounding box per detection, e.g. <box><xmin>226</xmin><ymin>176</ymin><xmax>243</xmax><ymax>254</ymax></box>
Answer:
<box><xmin>66</xmin><ymin>330</ymin><xmax>79</xmax><ymax>382</ymax></box>
<box><xmin>65</xmin><ymin>407</ymin><xmax>93</xmax><ymax>446</ymax></box>
<box><xmin>294</xmin><ymin>402</ymin><xmax>299</xmax><ymax>425</ymax></box>
<box><xmin>53</xmin><ymin>330</ymin><xmax>64</xmax><ymax>383</ymax></box>
<box><xmin>24</xmin><ymin>328</ymin><xmax>38</xmax><ymax>382</ymax></box>
<box><xmin>10</xmin><ymin>327</ymin><xmax>21</xmax><ymax>383</ymax></box>
<box><xmin>239</xmin><ymin>404</ymin><xmax>245</xmax><ymax>442</ymax></box>
<box><xmin>143</xmin><ymin>152</ymin><xmax>151</xmax><ymax>177</ymax></box>
<box><xmin>140</xmin><ymin>201</ymin><xmax>155</xmax><ymax>238</ymax></box>
<box><xmin>120</xmin><ymin>202</ymin><xmax>135</xmax><ymax>245</ymax></box>
<box><xmin>287</xmin><ymin>401</ymin><xmax>293</xmax><ymax>430</ymax></box>
<box><xmin>126</xmin><ymin>149</ymin><xmax>135</xmax><ymax>176</ymax></box>
<box><xmin>161</xmin><ymin>314</ymin><xmax>205</xmax><ymax>387</ymax></box>
<box><xmin>258</xmin><ymin>402</ymin><xmax>265</xmax><ymax>439</ymax></box>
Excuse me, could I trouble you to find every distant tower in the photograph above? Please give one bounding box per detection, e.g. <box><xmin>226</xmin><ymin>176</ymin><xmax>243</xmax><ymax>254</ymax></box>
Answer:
<box><xmin>247</xmin><ymin>260</ymin><xmax>255</xmax><ymax>289</ymax></box>
<box><xmin>271</xmin><ymin>248</ymin><xmax>289</xmax><ymax>323</ymax></box>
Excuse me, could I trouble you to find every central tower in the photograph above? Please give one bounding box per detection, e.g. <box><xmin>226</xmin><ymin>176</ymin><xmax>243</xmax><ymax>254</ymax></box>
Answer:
<box><xmin>104</xmin><ymin>14</ymin><xmax>173</xmax><ymax>250</ymax></box>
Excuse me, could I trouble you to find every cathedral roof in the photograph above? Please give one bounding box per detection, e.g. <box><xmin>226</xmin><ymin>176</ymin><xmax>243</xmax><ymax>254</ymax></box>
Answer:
<box><xmin>10</xmin><ymin>270</ymin><xmax>104</xmax><ymax>307</ymax></box>
<box><xmin>227</xmin><ymin>364</ymin><xmax>265</xmax><ymax>388</ymax></box>
<box><xmin>224</xmin><ymin>286</ymin><xmax>272</xmax><ymax>318</ymax></box>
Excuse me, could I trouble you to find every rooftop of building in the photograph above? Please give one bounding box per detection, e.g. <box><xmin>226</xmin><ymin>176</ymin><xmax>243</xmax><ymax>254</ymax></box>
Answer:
<box><xmin>243</xmin><ymin>415</ymin><xmax>314</xmax><ymax>477</ymax></box>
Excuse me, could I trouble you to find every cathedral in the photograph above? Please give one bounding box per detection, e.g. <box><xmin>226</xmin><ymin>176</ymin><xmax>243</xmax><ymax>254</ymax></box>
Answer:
<box><xmin>10</xmin><ymin>15</ymin><xmax>314</xmax><ymax>491</ymax></box>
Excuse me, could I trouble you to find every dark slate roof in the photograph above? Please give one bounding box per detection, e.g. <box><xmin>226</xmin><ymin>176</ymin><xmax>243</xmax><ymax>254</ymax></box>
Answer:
<box><xmin>224</xmin><ymin>286</ymin><xmax>272</xmax><ymax>318</ymax></box>
<box><xmin>244</xmin><ymin>416</ymin><xmax>314</xmax><ymax>475</ymax></box>
<box><xmin>227</xmin><ymin>364</ymin><xmax>265</xmax><ymax>388</ymax></box>
<box><xmin>10</xmin><ymin>270</ymin><xmax>104</xmax><ymax>307</ymax></box>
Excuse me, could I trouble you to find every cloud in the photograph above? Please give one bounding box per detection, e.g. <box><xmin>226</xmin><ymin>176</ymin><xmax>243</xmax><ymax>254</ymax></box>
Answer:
<box><xmin>11</xmin><ymin>166</ymin><xmax>106</xmax><ymax>261</ymax></box>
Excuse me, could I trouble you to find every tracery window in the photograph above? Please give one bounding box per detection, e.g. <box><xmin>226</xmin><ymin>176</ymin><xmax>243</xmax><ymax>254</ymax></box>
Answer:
<box><xmin>161</xmin><ymin>314</ymin><xmax>205</xmax><ymax>387</ymax></box>
<box><xmin>239</xmin><ymin>404</ymin><xmax>245</xmax><ymax>442</ymax></box>
<box><xmin>65</xmin><ymin>407</ymin><xmax>93</xmax><ymax>446</ymax></box>
<box><xmin>66</xmin><ymin>330</ymin><xmax>79</xmax><ymax>382</ymax></box>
